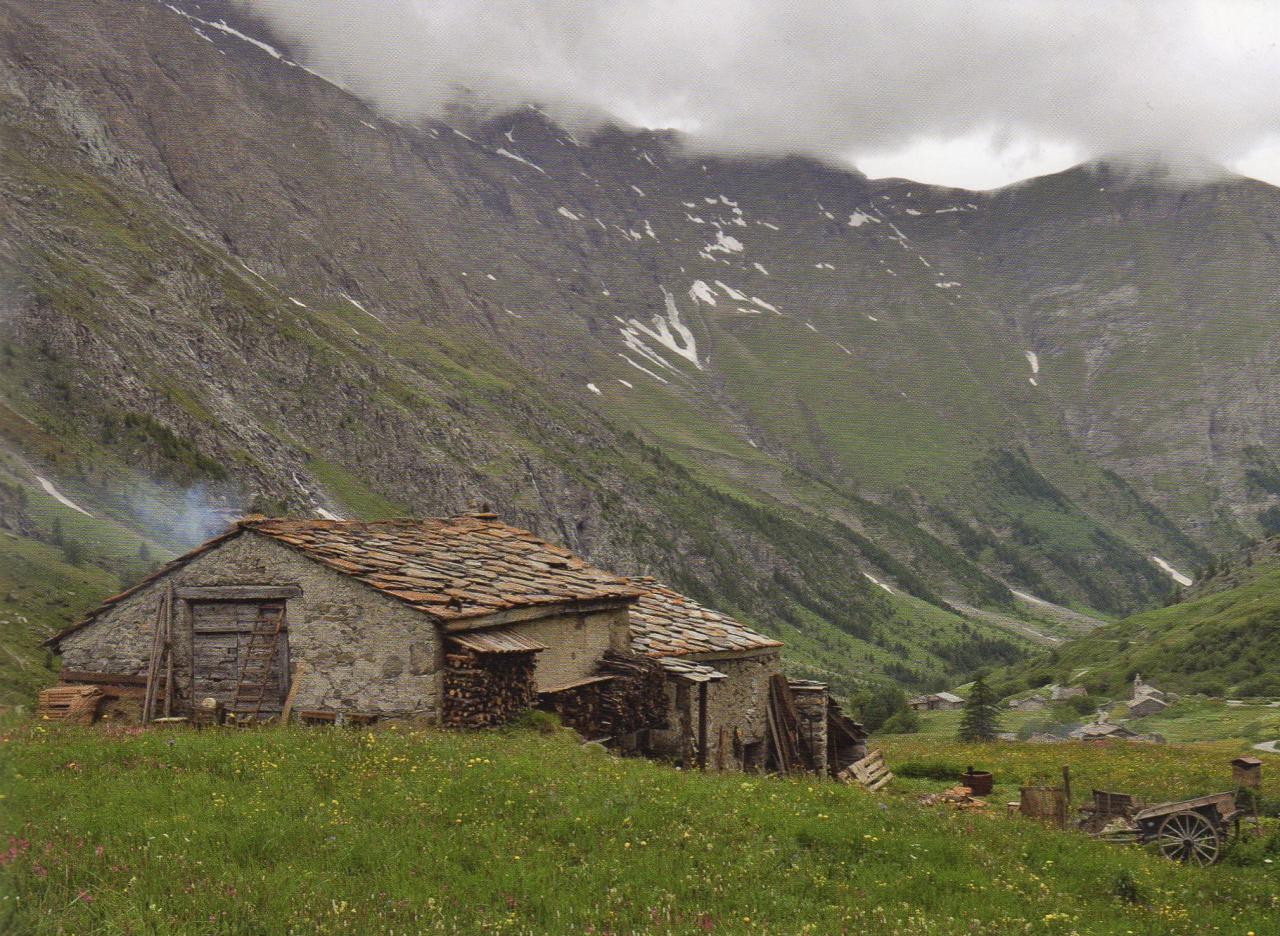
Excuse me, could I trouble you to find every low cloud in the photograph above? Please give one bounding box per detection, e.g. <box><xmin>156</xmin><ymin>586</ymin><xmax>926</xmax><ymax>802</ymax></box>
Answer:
<box><xmin>243</xmin><ymin>1</ymin><xmax>1280</xmax><ymax>178</ymax></box>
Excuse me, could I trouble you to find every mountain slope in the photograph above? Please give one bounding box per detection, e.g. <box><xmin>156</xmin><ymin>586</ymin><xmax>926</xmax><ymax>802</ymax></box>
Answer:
<box><xmin>5</xmin><ymin>0</ymin><xmax>1280</xmax><ymax>697</ymax></box>
<box><xmin>988</xmin><ymin>539</ymin><xmax>1280</xmax><ymax>699</ymax></box>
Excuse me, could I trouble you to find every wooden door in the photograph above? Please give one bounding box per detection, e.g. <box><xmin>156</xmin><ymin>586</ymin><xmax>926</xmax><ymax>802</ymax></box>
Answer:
<box><xmin>190</xmin><ymin>601</ymin><xmax>289</xmax><ymax>711</ymax></box>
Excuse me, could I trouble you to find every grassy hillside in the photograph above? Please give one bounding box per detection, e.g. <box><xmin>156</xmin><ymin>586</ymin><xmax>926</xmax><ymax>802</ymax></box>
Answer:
<box><xmin>2</xmin><ymin>722</ymin><xmax>1277</xmax><ymax>934</ymax></box>
<box><xmin>989</xmin><ymin>561</ymin><xmax>1280</xmax><ymax>700</ymax></box>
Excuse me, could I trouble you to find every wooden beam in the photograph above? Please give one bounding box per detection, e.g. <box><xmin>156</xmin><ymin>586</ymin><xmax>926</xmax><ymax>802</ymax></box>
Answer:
<box><xmin>163</xmin><ymin>584</ymin><xmax>175</xmax><ymax>717</ymax></box>
<box><xmin>60</xmin><ymin>670</ymin><xmax>147</xmax><ymax>686</ymax></box>
<box><xmin>443</xmin><ymin>598</ymin><xmax>634</xmax><ymax>631</ymax></box>
<box><xmin>697</xmin><ymin>681</ymin><xmax>709</xmax><ymax>772</ymax></box>
<box><xmin>175</xmin><ymin>585</ymin><xmax>302</xmax><ymax>601</ymax></box>
<box><xmin>280</xmin><ymin>661</ymin><xmax>306</xmax><ymax>724</ymax></box>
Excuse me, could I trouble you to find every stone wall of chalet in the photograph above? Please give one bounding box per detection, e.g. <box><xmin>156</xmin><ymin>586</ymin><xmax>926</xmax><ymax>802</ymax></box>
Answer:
<box><xmin>57</xmin><ymin>531</ymin><xmax>443</xmax><ymax>718</ymax></box>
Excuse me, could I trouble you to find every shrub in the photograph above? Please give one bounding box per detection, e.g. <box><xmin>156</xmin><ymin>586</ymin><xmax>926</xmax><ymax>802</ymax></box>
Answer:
<box><xmin>881</xmin><ymin>708</ymin><xmax>920</xmax><ymax>734</ymax></box>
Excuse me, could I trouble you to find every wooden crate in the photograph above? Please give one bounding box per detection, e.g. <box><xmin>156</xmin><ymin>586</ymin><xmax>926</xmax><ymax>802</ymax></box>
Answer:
<box><xmin>838</xmin><ymin>749</ymin><xmax>893</xmax><ymax>791</ymax></box>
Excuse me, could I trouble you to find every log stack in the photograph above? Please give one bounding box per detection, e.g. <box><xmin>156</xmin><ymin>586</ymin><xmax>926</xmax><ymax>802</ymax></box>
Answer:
<box><xmin>541</xmin><ymin>654</ymin><xmax>669</xmax><ymax>739</ymax></box>
<box><xmin>442</xmin><ymin>647</ymin><xmax>538</xmax><ymax>728</ymax></box>
<box><xmin>599</xmin><ymin>652</ymin><xmax>669</xmax><ymax>735</ymax></box>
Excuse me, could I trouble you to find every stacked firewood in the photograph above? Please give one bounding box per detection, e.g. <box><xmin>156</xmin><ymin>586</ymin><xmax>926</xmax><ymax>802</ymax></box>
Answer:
<box><xmin>599</xmin><ymin>653</ymin><xmax>669</xmax><ymax>735</ymax></box>
<box><xmin>442</xmin><ymin>648</ymin><xmax>538</xmax><ymax>728</ymax></box>
<box><xmin>543</xmin><ymin>654</ymin><xmax>669</xmax><ymax>738</ymax></box>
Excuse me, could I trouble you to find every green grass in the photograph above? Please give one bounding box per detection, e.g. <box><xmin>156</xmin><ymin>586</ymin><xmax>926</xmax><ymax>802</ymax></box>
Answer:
<box><xmin>0</xmin><ymin>536</ymin><xmax>117</xmax><ymax>706</ymax></box>
<box><xmin>1126</xmin><ymin>699</ymin><xmax>1280</xmax><ymax>745</ymax></box>
<box><xmin>880</xmin><ymin>733</ymin><xmax>1280</xmax><ymax>818</ymax></box>
<box><xmin>1</xmin><ymin>723</ymin><xmax>1278</xmax><ymax>934</ymax></box>
<box><xmin>304</xmin><ymin>458</ymin><xmax>406</xmax><ymax>521</ymax></box>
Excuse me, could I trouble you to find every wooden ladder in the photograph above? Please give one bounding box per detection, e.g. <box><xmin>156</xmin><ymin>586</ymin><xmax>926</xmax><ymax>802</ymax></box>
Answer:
<box><xmin>142</xmin><ymin>584</ymin><xmax>174</xmax><ymax>725</ymax></box>
<box><xmin>230</xmin><ymin>603</ymin><xmax>285</xmax><ymax>722</ymax></box>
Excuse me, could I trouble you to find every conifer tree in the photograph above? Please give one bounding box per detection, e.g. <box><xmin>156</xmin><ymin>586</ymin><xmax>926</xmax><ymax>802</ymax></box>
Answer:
<box><xmin>957</xmin><ymin>676</ymin><xmax>1002</xmax><ymax>742</ymax></box>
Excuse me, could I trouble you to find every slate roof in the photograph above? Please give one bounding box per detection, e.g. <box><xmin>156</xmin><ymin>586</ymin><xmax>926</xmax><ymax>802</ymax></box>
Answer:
<box><xmin>243</xmin><ymin>517</ymin><xmax>642</xmax><ymax>622</ymax></box>
<box><xmin>627</xmin><ymin>578</ymin><xmax>782</xmax><ymax>658</ymax></box>
<box><xmin>49</xmin><ymin>515</ymin><xmax>642</xmax><ymax>646</ymax></box>
<box><xmin>656</xmin><ymin>657</ymin><xmax>728</xmax><ymax>683</ymax></box>
<box><xmin>449</xmin><ymin>628</ymin><xmax>548</xmax><ymax>654</ymax></box>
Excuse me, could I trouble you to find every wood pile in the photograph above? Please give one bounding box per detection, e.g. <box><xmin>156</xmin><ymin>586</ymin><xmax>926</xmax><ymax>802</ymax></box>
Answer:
<box><xmin>36</xmin><ymin>685</ymin><xmax>104</xmax><ymax>724</ymax></box>
<box><xmin>838</xmin><ymin>749</ymin><xmax>894</xmax><ymax>791</ymax></box>
<box><xmin>599</xmin><ymin>653</ymin><xmax>668</xmax><ymax>735</ymax></box>
<box><xmin>442</xmin><ymin>647</ymin><xmax>538</xmax><ymax>729</ymax></box>
<box><xmin>543</xmin><ymin>654</ymin><xmax>669</xmax><ymax>738</ymax></box>
<box><xmin>919</xmin><ymin>785</ymin><xmax>988</xmax><ymax>810</ymax></box>
<box><xmin>766</xmin><ymin>674</ymin><xmax>815</xmax><ymax>774</ymax></box>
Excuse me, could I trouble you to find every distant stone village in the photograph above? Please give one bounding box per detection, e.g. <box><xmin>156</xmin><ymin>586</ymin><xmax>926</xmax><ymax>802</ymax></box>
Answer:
<box><xmin>43</xmin><ymin>513</ymin><xmax>867</xmax><ymax>777</ymax></box>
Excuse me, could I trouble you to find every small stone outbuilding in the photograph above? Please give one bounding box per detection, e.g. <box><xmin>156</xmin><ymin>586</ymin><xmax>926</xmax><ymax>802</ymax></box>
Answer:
<box><xmin>909</xmin><ymin>691</ymin><xmax>965</xmax><ymax>711</ymax></box>
<box><xmin>627</xmin><ymin>579</ymin><xmax>782</xmax><ymax>771</ymax></box>
<box><xmin>1127</xmin><ymin>695</ymin><xmax>1169</xmax><ymax>718</ymax></box>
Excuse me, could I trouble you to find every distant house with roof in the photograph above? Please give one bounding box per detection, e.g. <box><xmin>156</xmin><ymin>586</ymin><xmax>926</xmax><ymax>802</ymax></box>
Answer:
<box><xmin>47</xmin><ymin>515</ymin><xmax>860</xmax><ymax>774</ymax></box>
<box><xmin>1127</xmin><ymin>695</ymin><xmax>1168</xmax><ymax>718</ymax></box>
<box><xmin>908</xmin><ymin>691</ymin><xmax>965</xmax><ymax>711</ymax></box>
<box><xmin>1069</xmin><ymin>722</ymin><xmax>1138</xmax><ymax>741</ymax></box>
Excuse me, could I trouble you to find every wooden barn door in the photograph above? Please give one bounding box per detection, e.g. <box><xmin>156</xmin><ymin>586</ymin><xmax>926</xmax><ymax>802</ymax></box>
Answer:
<box><xmin>190</xmin><ymin>601</ymin><xmax>289</xmax><ymax>713</ymax></box>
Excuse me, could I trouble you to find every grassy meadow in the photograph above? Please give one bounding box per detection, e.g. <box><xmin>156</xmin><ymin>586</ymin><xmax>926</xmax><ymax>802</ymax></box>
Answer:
<box><xmin>1</xmin><ymin>721</ymin><xmax>1277</xmax><ymax>934</ymax></box>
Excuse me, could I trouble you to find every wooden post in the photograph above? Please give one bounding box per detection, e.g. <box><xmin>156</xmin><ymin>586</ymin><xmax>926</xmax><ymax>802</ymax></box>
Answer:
<box><xmin>183</xmin><ymin>598</ymin><xmax>195</xmax><ymax>715</ymax></box>
<box><xmin>281</xmin><ymin>661</ymin><xmax>306</xmax><ymax>724</ymax></box>
<box><xmin>1062</xmin><ymin>765</ymin><xmax>1072</xmax><ymax>809</ymax></box>
<box><xmin>163</xmin><ymin>584</ymin><xmax>175</xmax><ymax>717</ymax></box>
<box><xmin>142</xmin><ymin>589</ymin><xmax>168</xmax><ymax>725</ymax></box>
<box><xmin>697</xmin><ymin>682</ymin><xmax>709</xmax><ymax>772</ymax></box>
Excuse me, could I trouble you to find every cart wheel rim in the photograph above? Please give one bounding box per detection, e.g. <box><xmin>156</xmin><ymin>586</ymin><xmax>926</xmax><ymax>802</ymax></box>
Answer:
<box><xmin>1157</xmin><ymin>811</ymin><xmax>1220</xmax><ymax>865</ymax></box>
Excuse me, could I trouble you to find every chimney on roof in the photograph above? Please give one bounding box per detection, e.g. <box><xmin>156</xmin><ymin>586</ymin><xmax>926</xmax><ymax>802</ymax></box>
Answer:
<box><xmin>465</xmin><ymin>499</ymin><xmax>498</xmax><ymax>520</ymax></box>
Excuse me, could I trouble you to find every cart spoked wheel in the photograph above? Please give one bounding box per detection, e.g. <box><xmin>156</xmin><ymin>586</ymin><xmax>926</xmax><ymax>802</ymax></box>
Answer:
<box><xmin>1156</xmin><ymin>810</ymin><xmax>1221</xmax><ymax>865</ymax></box>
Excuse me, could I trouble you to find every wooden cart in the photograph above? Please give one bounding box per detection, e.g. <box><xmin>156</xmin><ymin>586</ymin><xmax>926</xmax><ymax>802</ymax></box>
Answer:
<box><xmin>1091</xmin><ymin>792</ymin><xmax>1241</xmax><ymax>865</ymax></box>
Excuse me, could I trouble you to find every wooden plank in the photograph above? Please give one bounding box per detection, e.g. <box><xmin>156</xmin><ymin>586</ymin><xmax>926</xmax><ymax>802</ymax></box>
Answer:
<box><xmin>280</xmin><ymin>661</ymin><xmax>306</xmax><ymax>724</ymax></box>
<box><xmin>176</xmin><ymin>585</ymin><xmax>302</xmax><ymax>601</ymax></box>
<box><xmin>59</xmin><ymin>670</ymin><xmax>147</xmax><ymax>686</ymax></box>
<box><xmin>163</xmin><ymin>584</ymin><xmax>175</xmax><ymax>718</ymax></box>
<box><xmin>867</xmin><ymin>772</ymin><xmax>895</xmax><ymax>792</ymax></box>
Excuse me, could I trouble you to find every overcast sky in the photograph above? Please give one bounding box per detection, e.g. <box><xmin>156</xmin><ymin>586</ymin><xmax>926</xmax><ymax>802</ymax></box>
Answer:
<box><xmin>246</xmin><ymin>0</ymin><xmax>1280</xmax><ymax>190</ymax></box>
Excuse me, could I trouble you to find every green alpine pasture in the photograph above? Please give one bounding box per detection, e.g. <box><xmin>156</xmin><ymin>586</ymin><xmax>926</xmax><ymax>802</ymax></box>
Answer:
<box><xmin>1</xmin><ymin>722</ymin><xmax>1277</xmax><ymax>934</ymax></box>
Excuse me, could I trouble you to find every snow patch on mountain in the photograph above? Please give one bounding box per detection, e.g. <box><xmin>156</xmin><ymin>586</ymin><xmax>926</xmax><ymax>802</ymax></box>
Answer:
<box><xmin>624</xmin><ymin>288</ymin><xmax>702</xmax><ymax>370</ymax></box>
<box><xmin>495</xmin><ymin>148</ymin><xmax>546</xmax><ymax>174</ymax></box>
<box><xmin>689</xmin><ymin>280</ymin><xmax>718</xmax><ymax>305</ymax></box>
<box><xmin>1151</xmin><ymin>556</ymin><xmax>1194</xmax><ymax>587</ymax></box>
<box><xmin>619</xmin><ymin>353</ymin><xmax>670</xmax><ymax>385</ymax></box>
<box><xmin>715</xmin><ymin>281</ymin><xmax>749</xmax><ymax>302</ymax></box>
<box><xmin>35</xmin><ymin>476</ymin><xmax>93</xmax><ymax>517</ymax></box>
<box><xmin>706</xmin><ymin>230</ymin><xmax>744</xmax><ymax>254</ymax></box>
<box><xmin>753</xmin><ymin>262</ymin><xmax>770</xmax><ymax>275</ymax></box>
<box><xmin>1024</xmin><ymin>350</ymin><xmax>1040</xmax><ymax>375</ymax></box>
<box><xmin>848</xmin><ymin>211</ymin><xmax>879</xmax><ymax>227</ymax></box>
<box><xmin>557</xmin><ymin>206</ymin><xmax>580</xmax><ymax>221</ymax></box>
<box><xmin>863</xmin><ymin>572</ymin><xmax>895</xmax><ymax>594</ymax></box>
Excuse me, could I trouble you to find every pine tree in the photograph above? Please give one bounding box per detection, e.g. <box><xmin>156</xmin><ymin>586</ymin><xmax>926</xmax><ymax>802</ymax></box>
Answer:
<box><xmin>957</xmin><ymin>676</ymin><xmax>1002</xmax><ymax>742</ymax></box>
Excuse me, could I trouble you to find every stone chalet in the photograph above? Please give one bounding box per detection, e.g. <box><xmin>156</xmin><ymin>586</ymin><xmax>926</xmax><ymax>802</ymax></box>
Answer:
<box><xmin>908</xmin><ymin>691</ymin><xmax>964</xmax><ymax>711</ymax></box>
<box><xmin>47</xmin><ymin>515</ymin><xmax>861</xmax><ymax>773</ymax></box>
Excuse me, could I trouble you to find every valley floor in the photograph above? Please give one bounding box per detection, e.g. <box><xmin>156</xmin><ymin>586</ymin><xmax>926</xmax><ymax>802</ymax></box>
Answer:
<box><xmin>0</xmin><ymin>721</ymin><xmax>1276</xmax><ymax>934</ymax></box>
